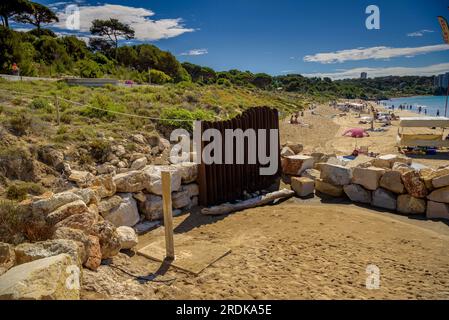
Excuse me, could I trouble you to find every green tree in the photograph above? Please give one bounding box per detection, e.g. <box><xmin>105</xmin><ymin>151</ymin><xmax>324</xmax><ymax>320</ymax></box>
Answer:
<box><xmin>0</xmin><ymin>0</ymin><xmax>33</xmax><ymax>28</ymax></box>
<box><xmin>90</xmin><ymin>18</ymin><xmax>135</xmax><ymax>59</ymax></box>
<box><xmin>15</xmin><ymin>2</ymin><xmax>58</xmax><ymax>36</ymax></box>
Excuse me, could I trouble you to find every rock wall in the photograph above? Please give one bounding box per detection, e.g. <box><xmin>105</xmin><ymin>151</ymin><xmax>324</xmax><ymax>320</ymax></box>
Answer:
<box><xmin>286</xmin><ymin>153</ymin><xmax>449</xmax><ymax>220</ymax></box>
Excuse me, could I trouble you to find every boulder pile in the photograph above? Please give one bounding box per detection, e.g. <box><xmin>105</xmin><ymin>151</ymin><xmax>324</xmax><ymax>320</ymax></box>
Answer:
<box><xmin>284</xmin><ymin>152</ymin><xmax>449</xmax><ymax>220</ymax></box>
<box><xmin>0</xmin><ymin>161</ymin><xmax>199</xmax><ymax>299</ymax></box>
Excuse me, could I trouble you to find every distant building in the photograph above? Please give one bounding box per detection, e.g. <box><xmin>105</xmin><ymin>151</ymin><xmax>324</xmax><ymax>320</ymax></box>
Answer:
<box><xmin>434</xmin><ymin>72</ymin><xmax>449</xmax><ymax>88</ymax></box>
<box><xmin>360</xmin><ymin>72</ymin><xmax>368</xmax><ymax>79</ymax></box>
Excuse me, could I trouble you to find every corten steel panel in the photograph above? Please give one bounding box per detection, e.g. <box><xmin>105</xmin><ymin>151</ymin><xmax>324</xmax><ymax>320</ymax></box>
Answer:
<box><xmin>198</xmin><ymin>107</ymin><xmax>280</xmax><ymax>207</ymax></box>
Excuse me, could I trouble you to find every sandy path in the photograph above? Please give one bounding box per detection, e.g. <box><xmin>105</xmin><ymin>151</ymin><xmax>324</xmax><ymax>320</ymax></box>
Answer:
<box><xmin>82</xmin><ymin>200</ymin><xmax>449</xmax><ymax>300</ymax></box>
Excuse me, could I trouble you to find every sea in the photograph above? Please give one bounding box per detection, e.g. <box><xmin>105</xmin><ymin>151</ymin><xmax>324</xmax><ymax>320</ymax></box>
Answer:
<box><xmin>380</xmin><ymin>95</ymin><xmax>448</xmax><ymax>117</ymax></box>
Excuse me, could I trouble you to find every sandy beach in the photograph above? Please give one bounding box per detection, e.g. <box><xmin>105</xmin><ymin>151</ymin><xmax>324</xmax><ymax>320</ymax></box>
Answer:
<box><xmin>80</xmin><ymin>103</ymin><xmax>449</xmax><ymax>300</ymax></box>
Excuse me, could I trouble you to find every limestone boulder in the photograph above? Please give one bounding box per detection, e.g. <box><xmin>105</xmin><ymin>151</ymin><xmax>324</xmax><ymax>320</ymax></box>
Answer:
<box><xmin>137</xmin><ymin>194</ymin><xmax>163</xmax><ymax>220</ymax></box>
<box><xmin>116</xmin><ymin>226</ymin><xmax>138</xmax><ymax>250</ymax></box>
<box><xmin>320</xmin><ymin>163</ymin><xmax>352</xmax><ymax>186</ymax></box>
<box><xmin>32</xmin><ymin>191</ymin><xmax>82</xmax><ymax>215</ymax></box>
<box><xmin>172</xmin><ymin>190</ymin><xmax>191</xmax><ymax>209</ymax></box>
<box><xmin>173</xmin><ymin>162</ymin><xmax>198</xmax><ymax>184</ymax></box>
<box><xmin>432</xmin><ymin>169</ymin><xmax>449</xmax><ymax>189</ymax></box>
<box><xmin>73</xmin><ymin>188</ymin><xmax>99</xmax><ymax>206</ymax></box>
<box><xmin>84</xmin><ymin>235</ymin><xmax>102</xmax><ymax>271</ymax></box>
<box><xmin>401</xmin><ymin>171</ymin><xmax>427</xmax><ymax>198</ymax></box>
<box><xmin>291</xmin><ymin>177</ymin><xmax>315</xmax><ymax>197</ymax></box>
<box><xmin>284</xmin><ymin>141</ymin><xmax>303</xmax><ymax>154</ymax></box>
<box><xmin>98</xmin><ymin>195</ymin><xmax>122</xmax><ymax>214</ymax></box>
<box><xmin>372</xmin><ymin>154</ymin><xmax>411</xmax><ymax>169</ymax></box>
<box><xmin>68</xmin><ymin>170</ymin><xmax>95</xmax><ymax>188</ymax></box>
<box><xmin>0</xmin><ymin>243</ymin><xmax>15</xmax><ymax>276</ymax></box>
<box><xmin>371</xmin><ymin>188</ymin><xmax>397</xmax><ymax>210</ymax></box>
<box><xmin>352</xmin><ymin>167</ymin><xmax>385</xmax><ymax>191</ymax></box>
<box><xmin>397</xmin><ymin>195</ymin><xmax>426</xmax><ymax>215</ymax></box>
<box><xmin>182</xmin><ymin>183</ymin><xmax>199</xmax><ymax>197</ymax></box>
<box><xmin>45</xmin><ymin>200</ymin><xmax>88</xmax><ymax>225</ymax></box>
<box><xmin>427</xmin><ymin>186</ymin><xmax>449</xmax><ymax>204</ymax></box>
<box><xmin>281</xmin><ymin>155</ymin><xmax>314</xmax><ymax>176</ymax></box>
<box><xmin>343</xmin><ymin>184</ymin><xmax>371</xmax><ymax>204</ymax></box>
<box><xmin>14</xmin><ymin>239</ymin><xmax>84</xmax><ymax>268</ymax></box>
<box><xmin>315</xmin><ymin>179</ymin><xmax>344</xmax><ymax>197</ymax></box>
<box><xmin>300</xmin><ymin>168</ymin><xmax>321</xmax><ymax>181</ymax></box>
<box><xmin>113</xmin><ymin>170</ymin><xmax>148</xmax><ymax>193</ymax></box>
<box><xmin>54</xmin><ymin>210</ymin><xmax>98</xmax><ymax>235</ymax></box>
<box><xmin>145</xmin><ymin>166</ymin><xmax>182</xmax><ymax>195</ymax></box>
<box><xmin>90</xmin><ymin>174</ymin><xmax>116</xmax><ymax>198</ymax></box>
<box><xmin>281</xmin><ymin>146</ymin><xmax>295</xmax><ymax>157</ymax></box>
<box><xmin>379</xmin><ymin>171</ymin><xmax>405</xmax><ymax>194</ymax></box>
<box><xmin>90</xmin><ymin>220</ymin><xmax>121</xmax><ymax>259</ymax></box>
<box><xmin>102</xmin><ymin>193</ymin><xmax>139</xmax><ymax>228</ymax></box>
<box><xmin>130</xmin><ymin>157</ymin><xmax>148</xmax><ymax>170</ymax></box>
<box><xmin>426</xmin><ymin>201</ymin><xmax>449</xmax><ymax>220</ymax></box>
<box><xmin>419</xmin><ymin>168</ymin><xmax>437</xmax><ymax>190</ymax></box>
<box><xmin>0</xmin><ymin>254</ymin><xmax>80</xmax><ymax>300</ymax></box>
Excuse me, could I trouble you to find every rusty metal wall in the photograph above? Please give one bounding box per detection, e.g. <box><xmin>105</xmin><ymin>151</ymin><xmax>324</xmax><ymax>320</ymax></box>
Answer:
<box><xmin>198</xmin><ymin>107</ymin><xmax>280</xmax><ymax>206</ymax></box>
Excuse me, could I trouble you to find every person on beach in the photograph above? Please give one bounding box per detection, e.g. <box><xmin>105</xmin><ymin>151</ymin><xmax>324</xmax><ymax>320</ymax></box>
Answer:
<box><xmin>437</xmin><ymin>110</ymin><xmax>440</xmax><ymax>117</ymax></box>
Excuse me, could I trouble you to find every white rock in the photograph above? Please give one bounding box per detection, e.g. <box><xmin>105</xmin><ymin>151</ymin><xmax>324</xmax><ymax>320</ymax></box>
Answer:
<box><xmin>300</xmin><ymin>169</ymin><xmax>321</xmax><ymax>181</ymax></box>
<box><xmin>113</xmin><ymin>170</ymin><xmax>148</xmax><ymax>193</ymax></box>
<box><xmin>138</xmin><ymin>194</ymin><xmax>163</xmax><ymax>220</ymax></box>
<box><xmin>102</xmin><ymin>193</ymin><xmax>140</xmax><ymax>227</ymax></box>
<box><xmin>68</xmin><ymin>170</ymin><xmax>95</xmax><ymax>188</ymax></box>
<box><xmin>0</xmin><ymin>254</ymin><xmax>80</xmax><ymax>300</ymax></box>
<box><xmin>281</xmin><ymin>147</ymin><xmax>295</xmax><ymax>157</ymax></box>
<box><xmin>343</xmin><ymin>184</ymin><xmax>371</xmax><ymax>204</ymax></box>
<box><xmin>172</xmin><ymin>190</ymin><xmax>191</xmax><ymax>209</ymax></box>
<box><xmin>116</xmin><ymin>226</ymin><xmax>138</xmax><ymax>249</ymax></box>
<box><xmin>145</xmin><ymin>166</ymin><xmax>182</xmax><ymax>195</ymax></box>
<box><xmin>174</xmin><ymin>162</ymin><xmax>198</xmax><ymax>184</ymax></box>
<box><xmin>32</xmin><ymin>191</ymin><xmax>82</xmax><ymax>215</ymax></box>
<box><xmin>372</xmin><ymin>154</ymin><xmax>411</xmax><ymax>169</ymax></box>
<box><xmin>352</xmin><ymin>167</ymin><xmax>385</xmax><ymax>191</ymax></box>
<box><xmin>320</xmin><ymin>163</ymin><xmax>352</xmax><ymax>186</ymax></box>
<box><xmin>372</xmin><ymin>188</ymin><xmax>397</xmax><ymax>210</ymax></box>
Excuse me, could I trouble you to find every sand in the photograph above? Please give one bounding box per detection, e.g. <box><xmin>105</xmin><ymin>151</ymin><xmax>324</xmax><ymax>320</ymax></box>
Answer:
<box><xmin>280</xmin><ymin>103</ymin><xmax>449</xmax><ymax>168</ymax></box>
<box><xmin>81</xmin><ymin>200</ymin><xmax>449</xmax><ymax>300</ymax></box>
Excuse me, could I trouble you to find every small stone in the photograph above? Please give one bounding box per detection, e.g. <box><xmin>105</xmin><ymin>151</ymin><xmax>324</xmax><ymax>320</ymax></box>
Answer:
<box><xmin>284</xmin><ymin>142</ymin><xmax>303</xmax><ymax>154</ymax></box>
<box><xmin>98</xmin><ymin>195</ymin><xmax>123</xmax><ymax>214</ymax></box>
<box><xmin>291</xmin><ymin>177</ymin><xmax>314</xmax><ymax>197</ymax></box>
<box><xmin>281</xmin><ymin>147</ymin><xmax>295</xmax><ymax>157</ymax></box>
<box><xmin>116</xmin><ymin>226</ymin><xmax>138</xmax><ymax>249</ymax></box>
<box><xmin>130</xmin><ymin>157</ymin><xmax>148</xmax><ymax>170</ymax></box>
<box><xmin>300</xmin><ymin>169</ymin><xmax>321</xmax><ymax>181</ymax></box>
<box><xmin>68</xmin><ymin>170</ymin><xmax>95</xmax><ymax>188</ymax></box>
<box><xmin>45</xmin><ymin>200</ymin><xmax>88</xmax><ymax>225</ymax></box>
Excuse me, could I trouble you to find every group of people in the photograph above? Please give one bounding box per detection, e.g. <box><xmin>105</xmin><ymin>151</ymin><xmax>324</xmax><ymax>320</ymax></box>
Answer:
<box><xmin>391</xmin><ymin>104</ymin><xmax>441</xmax><ymax>116</ymax></box>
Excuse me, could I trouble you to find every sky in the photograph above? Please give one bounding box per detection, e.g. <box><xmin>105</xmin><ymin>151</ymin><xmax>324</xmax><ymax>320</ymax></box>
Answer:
<box><xmin>12</xmin><ymin>0</ymin><xmax>449</xmax><ymax>79</ymax></box>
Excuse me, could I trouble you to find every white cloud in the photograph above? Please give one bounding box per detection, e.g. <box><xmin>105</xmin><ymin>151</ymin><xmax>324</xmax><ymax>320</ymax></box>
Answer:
<box><xmin>302</xmin><ymin>62</ymin><xmax>449</xmax><ymax>80</ymax></box>
<box><xmin>55</xmin><ymin>4</ymin><xmax>194</xmax><ymax>41</ymax></box>
<box><xmin>303</xmin><ymin>44</ymin><xmax>449</xmax><ymax>64</ymax></box>
<box><xmin>407</xmin><ymin>29</ymin><xmax>434</xmax><ymax>37</ymax></box>
<box><xmin>180</xmin><ymin>48</ymin><xmax>208</xmax><ymax>56</ymax></box>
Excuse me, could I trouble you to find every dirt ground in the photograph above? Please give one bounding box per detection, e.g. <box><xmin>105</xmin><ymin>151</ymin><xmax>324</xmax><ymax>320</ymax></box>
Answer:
<box><xmin>280</xmin><ymin>103</ymin><xmax>449</xmax><ymax>169</ymax></box>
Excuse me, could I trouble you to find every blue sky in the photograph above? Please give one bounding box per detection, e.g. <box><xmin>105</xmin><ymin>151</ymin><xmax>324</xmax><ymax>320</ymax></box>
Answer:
<box><xmin>14</xmin><ymin>0</ymin><xmax>449</xmax><ymax>79</ymax></box>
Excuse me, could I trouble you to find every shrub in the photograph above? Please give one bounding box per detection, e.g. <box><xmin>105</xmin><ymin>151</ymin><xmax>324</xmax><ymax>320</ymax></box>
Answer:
<box><xmin>217</xmin><ymin>78</ymin><xmax>232</xmax><ymax>87</ymax></box>
<box><xmin>75</xmin><ymin>59</ymin><xmax>103</xmax><ymax>78</ymax></box>
<box><xmin>81</xmin><ymin>94</ymin><xmax>125</xmax><ymax>120</ymax></box>
<box><xmin>89</xmin><ymin>138</ymin><xmax>111</xmax><ymax>162</ymax></box>
<box><xmin>8</xmin><ymin>112</ymin><xmax>33</xmax><ymax>136</ymax></box>
<box><xmin>159</xmin><ymin>107</ymin><xmax>214</xmax><ymax>132</ymax></box>
<box><xmin>29</xmin><ymin>98</ymin><xmax>52</xmax><ymax>112</ymax></box>
<box><xmin>6</xmin><ymin>181</ymin><xmax>45</xmax><ymax>201</ymax></box>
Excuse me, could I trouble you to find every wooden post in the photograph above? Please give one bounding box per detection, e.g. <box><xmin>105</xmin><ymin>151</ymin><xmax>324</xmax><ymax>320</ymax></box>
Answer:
<box><xmin>55</xmin><ymin>96</ymin><xmax>60</xmax><ymax>126</ymax></box>
<box><xmin>161</xmin><ymin>171</ymin><xmax>175</xmax><ymax>259</ymax></box>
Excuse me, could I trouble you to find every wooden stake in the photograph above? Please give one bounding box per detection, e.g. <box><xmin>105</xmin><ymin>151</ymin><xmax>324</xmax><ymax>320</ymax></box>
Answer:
<box><xmin>161</xmin><ymin>171</ymin><xmax>175</xmax><ymax>259</ymax></box>
<box><xmin>55</xmin><ymin>96</ymin><xmax>60</xmax><ymax>126</ymax></box>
